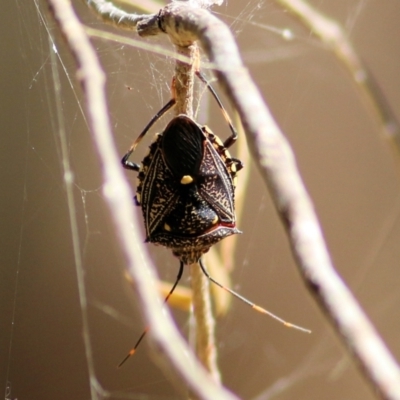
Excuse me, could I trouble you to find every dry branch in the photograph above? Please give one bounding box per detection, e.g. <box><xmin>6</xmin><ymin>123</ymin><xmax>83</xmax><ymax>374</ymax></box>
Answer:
<box><xmin>275</xmin><ymin>0</ymin><xmax>400</xmax><ymax>159</ymax></box>
<box><xmin>173</xmin><ymin>41</ymin><xmax>221</xmax><ymax>383</ymax></box>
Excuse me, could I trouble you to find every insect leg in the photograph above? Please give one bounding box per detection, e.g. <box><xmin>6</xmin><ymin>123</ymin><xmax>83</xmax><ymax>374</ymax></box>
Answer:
<box><xmin>121</xmin><ymin>98</ymin><xmax>176</xmax><ymax>170</ymax></box>
<box><xmin>198</xmin><ymin>259</ymin><xmax>311</xmax><ymax>334</ymax></box>
<box><xmin>227</xmin><ymin>157</ymin><xmax>244</xmax><ymax>172</ymax></box>
<box><xmin>118</xmin><ymin>261</ymin><xmax>185</xmax><ymax>367</ymax></box>
<box><xmin>195</xmin><ymin>70</ymin><xmax>238</xmax><ymax>149</ymax></box>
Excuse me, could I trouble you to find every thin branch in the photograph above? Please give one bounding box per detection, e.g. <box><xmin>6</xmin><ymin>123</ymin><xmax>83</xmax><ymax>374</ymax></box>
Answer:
<box><xmin>116</xmin><ymin>0</ymin><xmax>161</xmax><ymax>14</ymax></box>
<box><xmin>206</xmin><ymin>115</ymin><xmax>250</xmax><ymax>316</ymax></box>
<box><xmin>274</xmin><ymin>0</ymin><xmax>400</xmax><ymax>159</ymax></box>
<box><xmin>173</xmin><ymin>41</ymin><xmax>221</xmax><ymax>382</ymax></box>
<box><xmin>47</xmin><ymin>0</ymin><xmax>237</xmax><ymax>399</ymax></box>
<box><xmin>85</xmin><ymin>27</ymin><xmax>214</xmax><ymax>66</ymax></box>
<box><xmin>86</xmin><ymin>0</ymin><xmax>151</xmax><ymax>30</ymax></box>
<box><xmin>173</xmin><ymin>43</ymin><xmax>196</xmax><ymax>117</ymax></box>
<box><xmin>191</xmin><ymin>261</ymin><xmax>221</xmax><ymax>383</ymax></box>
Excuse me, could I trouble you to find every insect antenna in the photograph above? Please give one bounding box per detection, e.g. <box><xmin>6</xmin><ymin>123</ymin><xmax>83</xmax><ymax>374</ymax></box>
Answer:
<box><xmin>118</xmin><ymin>261</ymin><xmax>185</xmax><ymax>368</ymax></box>
<box><xmin>198</xmin><ymin>258</ymin><xmax>311</xmax><ymax>334</ymax></box>
<box><xmin>195</xmin><ymin>70</ymin><xmax>238</xmax><ymax>148</ymax></box>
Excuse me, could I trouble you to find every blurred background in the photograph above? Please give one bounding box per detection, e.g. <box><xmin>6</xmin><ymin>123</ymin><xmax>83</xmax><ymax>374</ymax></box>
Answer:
<box><xmin>1</xmin><ymin>0</ymin><xmax>400</xmax><ymax>399</ymax></box>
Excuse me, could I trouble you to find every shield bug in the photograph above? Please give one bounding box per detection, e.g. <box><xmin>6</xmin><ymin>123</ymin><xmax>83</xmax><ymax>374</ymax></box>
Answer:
<box><xmin>135</xmin><ymin>113</ymin><xmax>242</xmax><ymax>264</ymax></box>
<box><xmin>122</xmin><ymin>71</ymin><xmax>243</xmax><ymax>266</ymax></box>
<box><xmin>119</xmin><ymin>71</ymin><xmax>310</xmax><ymax>366</ymax></box>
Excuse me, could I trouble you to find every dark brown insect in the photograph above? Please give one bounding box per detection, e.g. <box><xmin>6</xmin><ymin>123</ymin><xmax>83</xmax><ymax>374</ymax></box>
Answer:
<box><xmin>119</xmin><ymin>71</ymin><xmax>309</xmax><ymax>367</ymax></box>
<box><xmin>135</xmin><ymin>114</ymin><xmax>242</xmax><ymax>264</ymax></box>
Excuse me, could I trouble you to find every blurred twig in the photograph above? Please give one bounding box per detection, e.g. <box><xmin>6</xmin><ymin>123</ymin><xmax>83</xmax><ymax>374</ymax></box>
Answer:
<box><xmin>274</xmin><ymin>0</ymin><xmax>400</xmax><ymax>159</ymax></box>
<box><xmin>219</xmin><ymin>113</ymin><xmax>250</xmax><ymax>273</ymax></box>
<box><xmin>116</xmin><ymin>0</ymin><xmax>162</xmax><ymax>14</ymax></box>
<box><xmin>191</xmin><ymin>261</ymin><xmax>221</xmax><ymax>383</ymax></box>
<box><xmin>173</xmin><ymin>41</ymin><xmax>221</xmax><ymax>382</ymax></box>
<box><xmin>206</xmin><ymin>113</ymin><xmax>250</xmax><ymax>315</ymax></box>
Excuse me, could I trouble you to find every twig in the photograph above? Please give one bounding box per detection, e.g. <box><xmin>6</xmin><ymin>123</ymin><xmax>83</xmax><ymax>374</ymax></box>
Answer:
<box><xmin>173</xmin><ymin>41</ymin><xmax>221</xmax><ymax>382</ymax></box>
<box><xmin>206</xmin><ymin>115</ymin><xmax>250</xmax><ymax>315</ymax></box>
<box><xmin>274</xmin><ymin>0</ymin><xmax>400</xmax><ymax>160</ymax></box>
<box><xmin>191</xmin><ymin>261</ymin><xmax>221</xmax><ymax>383</ymax></box>
<box><xmin>174</xmin><ymin>43</ymin><xmax>196</xmax><ymax>117</ymax></box>
<box><xmin>86</xmin><ymin>0</ymin><xmax>149</xmax><ymax>30</ymax></box>
<box><xmin>47</xmin><ymin>0</ymin><xmax>237</xmax><ymax>399</ymax></box>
